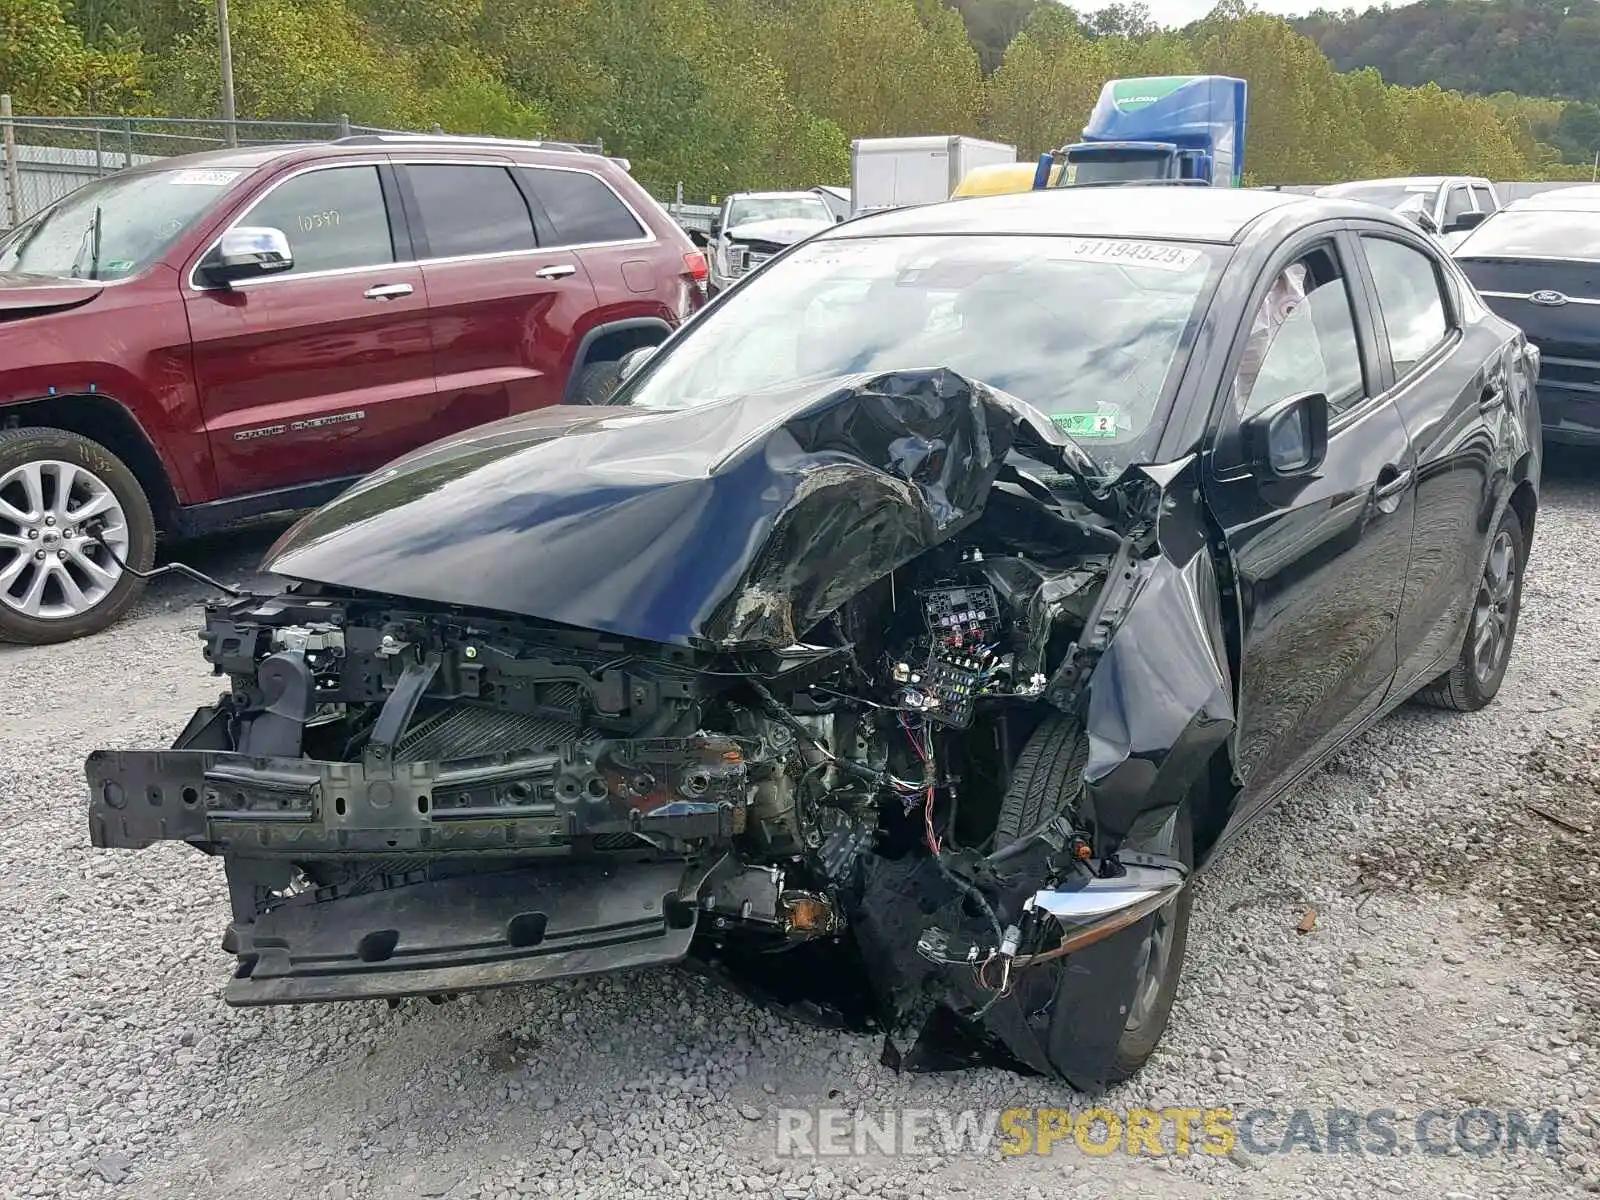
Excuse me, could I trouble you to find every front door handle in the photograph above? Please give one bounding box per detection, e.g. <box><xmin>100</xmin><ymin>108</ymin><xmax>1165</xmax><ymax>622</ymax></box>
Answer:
<box><xmin>535</xmin><ymin>264</ymin><xmax>578</xmax><ymax>280</ymax></box>
<box><xmin>1479</xmin><ymin>383</ymin><xmax>1505</xmax><ymax>412</ymax></box>
<box><xmin>363</xmin><ymin>283</ymin><xmax>414</xmax><ymax>301</ymax></box>
<box><xmin>1373</xmin><ymin>464</ymin><xmax>1413</xmax><ymax>512</ymax></box>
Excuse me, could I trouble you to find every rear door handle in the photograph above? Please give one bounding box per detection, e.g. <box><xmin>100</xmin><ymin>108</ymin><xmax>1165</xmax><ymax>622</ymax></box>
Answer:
<box><xmin>1479</xmin><ymin>383</ymin><xmax>1505</xmax><ymax>412</ymax></box>
<box><xmin>363</xmin><ymin>283</ymin><xmax>414</xmax><ymax>301</ymax></box>
<box><xmin>1373</xmin><ymin>464</ymin><xmax>1413</xmax><ymax>510</ymax></box>
<box><xmin>535</xmin><ymin>264</ymin><xmax>578</xmax><ymax>280</ymax></box>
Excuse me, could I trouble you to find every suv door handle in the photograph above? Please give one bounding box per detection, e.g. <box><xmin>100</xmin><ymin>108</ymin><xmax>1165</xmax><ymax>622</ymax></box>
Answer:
<box><xmin>1479</xmin><ymin>383</ymin><xmax>1505</xmax><ymax>412</ymax></box>
<box><xmin>1373</xmin><ymin>464</ymin><xmax>1413</xmax><ymax>511</ymax></box>
<box><xmin>363</xmin><ymin>283</ymin><xmax>414</xmax><ymax>301</ymax></box>
<box><xmin>535</xmin><ymin>264</ymin><xmax>578</xmax><ymax>280</ymax></box>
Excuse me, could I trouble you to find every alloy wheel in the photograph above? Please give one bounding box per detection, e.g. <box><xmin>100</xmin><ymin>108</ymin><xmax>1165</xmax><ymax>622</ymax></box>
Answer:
<box><xmin>1471</xmin><ymin>528</ymin><xmax>1517</xmax><ymax>684</ymax></box>
<box><xmin>0</xmin><ymin>459</ymin><xmax>129</xmax><ymax>620</ymax></box>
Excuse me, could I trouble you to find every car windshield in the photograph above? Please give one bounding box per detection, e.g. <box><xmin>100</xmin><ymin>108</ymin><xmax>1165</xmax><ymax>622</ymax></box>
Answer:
<box><xmin>726</xmin><ymin>196</ymin><xmax>831</xmax><ymax>226</ymax></box>
<box><xmin>0</xmin><ymin>166</ymin><xmax>246</xmax><ymax>281</ymax></box>
<box><xmin>1324</xmin><ymin>183</ymin><xmax>1440</xmax><ymax>211</ymax></box>
<box><xmin>1455</xmin><ymin>210</ymin><xmax>1600</xmax><ymax>260</ymax></box>
<box><xmin>618</xmin><ymin>232</ymin><xmax>1227</xmax><ymax>473</ymax></box>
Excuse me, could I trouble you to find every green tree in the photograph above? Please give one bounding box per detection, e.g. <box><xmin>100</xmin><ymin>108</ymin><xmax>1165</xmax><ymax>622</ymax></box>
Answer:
<box><xmin>1</xmin><ymin>0</ymin><xmax>144</xmax><ymax>111</ymax></box>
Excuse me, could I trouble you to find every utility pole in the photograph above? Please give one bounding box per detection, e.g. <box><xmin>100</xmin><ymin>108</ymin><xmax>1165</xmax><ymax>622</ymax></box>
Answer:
<box><xmin>216</xmin><ymin>0</ymin><xmax>237</xmax><ymax>146</ymax></box>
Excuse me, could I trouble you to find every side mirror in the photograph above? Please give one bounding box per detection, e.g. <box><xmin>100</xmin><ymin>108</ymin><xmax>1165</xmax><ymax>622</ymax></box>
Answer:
<box><xmin>686</xmin><ymin>227</ymin><xmax>710</xmax><ymax>248</ymax></box>
<box><xmin>1241</xmin><ymin>390</ymin><xmax>1328</xmax><ymax>480</ymax></box>
<box><xmin>1411</xmin><ymin>208</ymin><xmax>1440</xmax><ymax>235</ymax></box>
<box><xmin>616</xmin><ymin>344</ymin><xmax>658</xmax><ymax>384</ymax></box>
<box><xmin>1444</xmin><ymin>210</ymin><xmax>1488</xmax><ymax>234</ymax></box>
<box><xmin>204</xmin><ymin>226</ymin><xmax>293</xmax><ymax>285</ymax></box>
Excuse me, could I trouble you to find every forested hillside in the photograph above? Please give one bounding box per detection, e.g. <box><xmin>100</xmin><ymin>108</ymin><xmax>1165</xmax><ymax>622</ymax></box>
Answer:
<box><xmin>2</xmin><ymin>0</ymin><xmax>1592</xmax><ymax>197</ymax></box>
<box><xmin>1293</xmin><ymin>0</ymin><xmax>1600</xmax><ymax>164</ymax></box>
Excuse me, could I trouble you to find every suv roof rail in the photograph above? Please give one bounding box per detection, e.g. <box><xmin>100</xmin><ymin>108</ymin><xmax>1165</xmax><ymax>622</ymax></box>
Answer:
<box><xmin>331</xmin><ymin>133</ymin><xmax>607</xmax><ymax>155</ymax></box>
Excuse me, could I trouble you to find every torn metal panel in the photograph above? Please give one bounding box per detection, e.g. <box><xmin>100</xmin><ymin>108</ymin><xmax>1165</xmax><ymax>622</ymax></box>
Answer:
<box><xmin>262</xmin><ymin>368</ymin><xmax>1101</xmax><ymax>651</ymax></box>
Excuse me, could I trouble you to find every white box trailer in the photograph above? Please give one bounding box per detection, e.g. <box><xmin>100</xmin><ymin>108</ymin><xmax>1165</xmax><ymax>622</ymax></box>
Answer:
<box><xmin>849</xmin><ymin>135</ymin><xmax>1017</xmax><ymax>216</ymax></box>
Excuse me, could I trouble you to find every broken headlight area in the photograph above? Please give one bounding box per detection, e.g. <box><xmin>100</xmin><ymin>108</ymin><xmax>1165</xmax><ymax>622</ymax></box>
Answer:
<box><xmin>85</xmin><ymin>368</ymin><xmax>1230</xmax><ymax>1088</ymax></box>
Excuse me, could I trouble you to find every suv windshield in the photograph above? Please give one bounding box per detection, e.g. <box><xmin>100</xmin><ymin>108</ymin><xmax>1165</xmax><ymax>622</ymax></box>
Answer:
<box><xmin>1455</xmin><ymin>210</ymin><xmax>1600</xmax><ymax>260</ymax></box>
<box><xmin>0</xmin><ymin>166</ymin><xmax>246</xmax><ymax>281</ymax></box>
<box><xmin>726</xmin><ymin>196</ymin><xmax>831</xmax><ymax>227</ymax></box>
<box><xmin>619</xmin><ymin>233</ymin><xmax>1226</xmax><ymax>471</ymax></box>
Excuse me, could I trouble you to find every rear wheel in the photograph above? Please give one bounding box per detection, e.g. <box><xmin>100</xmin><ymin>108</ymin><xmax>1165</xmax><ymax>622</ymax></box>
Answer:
<box><xmin>0</xmin><ymin>428</ymin><xmax>155</xmax><ymax>645</ymax></box>
<box><xmin>571</xmin><ymin>359</ymin><xmax>625</xmax><ymax>406</ymax></box>
<box><xmin>1414</xmin><ymin>506</ymin><xmax>1525</xmax><ymax>712</ymax></box>
<box><xmin>996</xmin><ymin>713</ymin><xmax>1192</xmax><ymax>1082</ymax></box>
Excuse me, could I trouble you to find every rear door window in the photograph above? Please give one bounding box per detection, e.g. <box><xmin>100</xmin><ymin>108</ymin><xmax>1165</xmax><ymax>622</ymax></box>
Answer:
<box><xmin>1360</xmin><ymin>236</ymin><xmax>1452</xmax><ymax>377</ymax></box>
<box><xmin>522</xmin><ymin>169</ymin><xmax>646</xmax><ymax>246</ymax></box>
<box><xmin>241</xmin><ymin>165</ymin><xmax>394</xmax><ymax>275</ymax></box>
<box><xmin>405</xmin><ymin>164</ymin><xmax>537</xmax><ymax>259</ymax></box>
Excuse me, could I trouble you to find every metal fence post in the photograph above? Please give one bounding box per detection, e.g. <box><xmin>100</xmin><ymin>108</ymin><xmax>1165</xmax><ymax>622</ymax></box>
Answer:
<box><xmin>337</xmin><ymin>113</ymin><xmax>350</xmax><ymax>138</ymax></box>
<box><xmin>0</xmin><ymin>95</ymin><xmax>20</xmax><ymax>228</ymax></box>
<box><xmin>122</xmin><ymin>117</ymin><xmax>134</xmax><ymax>168</ymax></box>
<box><xmin>93</xmin><ymin>129</ymin><xmax>104</xmax><ymax>177</ymax></box>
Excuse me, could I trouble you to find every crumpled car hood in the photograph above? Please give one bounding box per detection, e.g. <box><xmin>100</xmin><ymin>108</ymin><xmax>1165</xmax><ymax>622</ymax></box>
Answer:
<box><xmin>264</xmin><ymin>369</ymin><xmax>1096</xmax><ymax>648</ymax></box>
<box><xmin>723</xmin><ymin>216</ymin><xmax>833</xmax><ymax>246</ymax></box>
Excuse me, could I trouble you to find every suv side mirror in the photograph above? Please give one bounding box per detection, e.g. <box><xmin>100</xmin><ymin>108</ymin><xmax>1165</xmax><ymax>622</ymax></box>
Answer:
<box><xmin>1444</xmin><ymin>210</ymin><xmax>1488</xmax><ymax>234</ymax></box>
<box><xmin>1412</xmin><ymin>208</ymin><xmax>1440</xmax><ymax>235</ymax></box>
<box><xmin>1242</xmin><ymin>390</ymin><xmax>1328</xmax><ymax>480</ymax></box>
<box><xmin>686</xmin><ymin>227</ymin><xmax>710</xmax><ymax>248</ymax></box>
<box><xmin>205</xmin><ymin>226</ymin><xmax>293</xmax><ymax>285</ymax></box>
<box><xmin>616</xmin><ymin>344</ymin><xmax>658</xmax><ymax>384</ymax></box>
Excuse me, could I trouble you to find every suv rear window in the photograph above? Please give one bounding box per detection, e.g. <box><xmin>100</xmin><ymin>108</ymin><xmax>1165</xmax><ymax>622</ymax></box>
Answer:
<box><xmin>406</xmin><ymin>164</ymin><xmax>536</xmax><ymax>259</ymax></box>
<box><xmin>1456</xmin><ymin>211</ymin><xmax>1600</xmax><ymax>260</ymax></box>
<box><xmin>523</xmin><ymin>169</ymin><xmax>645</xmax><ymax>246</ymax></box>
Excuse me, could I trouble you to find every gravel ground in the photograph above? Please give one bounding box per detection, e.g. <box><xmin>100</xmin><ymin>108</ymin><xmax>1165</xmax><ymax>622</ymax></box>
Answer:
<box><xmin>3</xmin><ymin>461</ymin><xmax>1599</xmax><ymax>1200</ymax></box>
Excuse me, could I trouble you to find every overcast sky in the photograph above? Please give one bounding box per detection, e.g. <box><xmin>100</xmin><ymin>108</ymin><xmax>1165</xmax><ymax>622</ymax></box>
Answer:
<box><xmin>1124</xmin><ymin>0</ymin><xmax>1383</xmax><ymax>25</ymax></box>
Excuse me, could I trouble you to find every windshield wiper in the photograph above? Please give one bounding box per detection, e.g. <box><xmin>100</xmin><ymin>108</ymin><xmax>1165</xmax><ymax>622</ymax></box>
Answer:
<box><xmin>69</xmin><ymin>205</ymin><xmax>103</xmax><ymax>280</ymax></box>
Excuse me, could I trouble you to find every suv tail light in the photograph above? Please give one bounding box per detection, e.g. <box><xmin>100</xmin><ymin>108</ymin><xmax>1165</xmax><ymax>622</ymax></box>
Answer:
<box><xmin>682</xmin><ymin>251</ymin><xmax>709</xmax><ymax>283</ymax></box>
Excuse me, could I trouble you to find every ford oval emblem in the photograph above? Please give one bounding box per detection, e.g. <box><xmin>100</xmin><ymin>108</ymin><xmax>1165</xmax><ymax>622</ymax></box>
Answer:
<box><xmin>1529</xmin><ymin>289</ymin><xmax>1569</xmax><ymax>307</ymax></box>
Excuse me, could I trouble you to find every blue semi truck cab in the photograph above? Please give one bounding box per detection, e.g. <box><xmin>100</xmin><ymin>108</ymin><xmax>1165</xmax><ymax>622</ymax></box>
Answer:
<box><xmin>1033</xmin><ymin>75</ymin><xmax>1248</xmax><ymax>189</ymax></box>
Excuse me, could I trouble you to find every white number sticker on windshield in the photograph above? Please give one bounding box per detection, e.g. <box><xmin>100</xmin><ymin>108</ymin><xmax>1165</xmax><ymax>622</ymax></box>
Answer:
<box><xmin>1046</xmin><ymin>238</ymin><xmax>1203</xmax><ymax>273</ymax></box>
<box><xmin>168</xmin><ymin>169</ymin><xmax>243</xmax><ymax>187</ymax></box>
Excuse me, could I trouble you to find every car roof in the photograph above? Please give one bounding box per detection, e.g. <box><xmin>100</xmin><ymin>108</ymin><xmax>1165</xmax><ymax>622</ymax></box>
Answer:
<box><xmin>819</xmin><ymin>186</ymin><xmax>1380</xmax><ymax>246</ymax></box>
<box><xmin>729</xmin><ymin>191</ymin><xmax>830</xmax><ymax>201</ymax></box>
<box><xmin>1506</xmin><ymin>187</ymin><xmax>1600</xmax><ymax>212</ymax></box>
<box><xmin>119</xmin><ymin>135</ymin><xmax>620</xmax><ymax>177</ymax></box>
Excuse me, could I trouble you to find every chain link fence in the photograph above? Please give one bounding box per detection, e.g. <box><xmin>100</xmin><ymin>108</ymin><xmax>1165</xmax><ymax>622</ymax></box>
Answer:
<box><xmin>0</xmin><ymin>107</ymin><xmax>428</xmax><ymax>227</ymax></box>
<box><xmin>0</xmin><ymin>101</ymin><xmax>718</xmax><ymax>234</ymax></box>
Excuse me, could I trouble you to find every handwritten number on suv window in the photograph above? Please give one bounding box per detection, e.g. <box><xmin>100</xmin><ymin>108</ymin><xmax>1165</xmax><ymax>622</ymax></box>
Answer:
<box><xmin>297</xmin><ymin>211</ymin><xmax>341</xmax><ymax>233</ymax></box>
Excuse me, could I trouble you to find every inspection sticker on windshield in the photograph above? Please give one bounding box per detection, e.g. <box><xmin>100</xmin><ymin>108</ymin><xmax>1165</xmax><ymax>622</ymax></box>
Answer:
<box><xmin>1053</xmin><ymin>411</ymin><xmax>1120</xmax><ymax>438</ymax></box>
<box><xmin>168</xmin><ymin>169</ymin><xmax>242</xmax><ymax>187</ymax></box>
<box><xmin>1047</xmin><ymin>238</ymin><xmax>1202</xmax><ymax>273</ymax></box>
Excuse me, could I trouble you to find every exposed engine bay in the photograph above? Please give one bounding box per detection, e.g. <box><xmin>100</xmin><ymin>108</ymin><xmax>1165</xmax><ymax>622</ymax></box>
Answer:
<box><xmin>86</xmin><ymin>369</ymin><xmax>1234</xmax><ymax>1087</ymax></box>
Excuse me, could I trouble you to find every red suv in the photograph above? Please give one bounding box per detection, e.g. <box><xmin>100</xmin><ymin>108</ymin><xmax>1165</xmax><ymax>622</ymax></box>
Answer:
<box><xmin>0</xmin><ymin>135</ymin><xmax>707</xmax><ymax>644</ymax></box>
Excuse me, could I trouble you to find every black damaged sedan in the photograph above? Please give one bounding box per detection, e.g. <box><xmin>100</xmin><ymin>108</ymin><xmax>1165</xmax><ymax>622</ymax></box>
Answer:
<box><xmin>87</xmin><ymin>187</ymin><xmax>1540</xmax><ymax>1090</ymax></box>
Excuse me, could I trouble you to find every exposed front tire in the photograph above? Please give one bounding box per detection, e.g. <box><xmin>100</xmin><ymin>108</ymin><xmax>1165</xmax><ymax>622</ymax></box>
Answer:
<box><xmin>1414</xmin><ymin>505</ymin><xmax>1526</xmax><ymax>712</ymax></box>
<box><xmin>0</xmin><ymin>427</ymin><xmax>156</xmax><ymax>645</ymax></box>
<box><xmin>996</xmin><ymin>713</ymin><xmax>1193</xmax><ymax>1082</ymax></box>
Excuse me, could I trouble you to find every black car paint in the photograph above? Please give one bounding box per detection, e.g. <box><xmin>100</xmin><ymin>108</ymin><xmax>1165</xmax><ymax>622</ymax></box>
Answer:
<box><xmin>263</xmin><ymin>370</ymin><xmax>1106</xmax><ymax>650</ymax></box>
<box><xmin>87</xmin><ymin>189</ymin><xmax>1538</xmax><ymax>1088</ymax></box>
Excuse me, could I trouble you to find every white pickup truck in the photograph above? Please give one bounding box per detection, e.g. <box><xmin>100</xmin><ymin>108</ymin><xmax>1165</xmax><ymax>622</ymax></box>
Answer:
<box><xmin>1314</xmin><ymin>176</ymin><xmax>1503</xmax><ymax>248</ymax></box>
